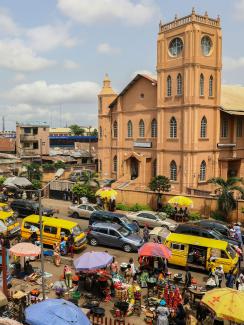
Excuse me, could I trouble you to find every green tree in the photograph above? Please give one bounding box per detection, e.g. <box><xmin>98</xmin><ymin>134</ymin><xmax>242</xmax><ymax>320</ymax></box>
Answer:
<box><xmin>149</xmin><ymin>175</ymin><xmax>171</xmax><ymax>210</ymax></box>
<box><xmin>208</xmin><ymin>177</ymin><xmax>244</xmax><ymax>220</ymax></box>
<box><xmin>32</xmin><ymin>179</ymin><xmax>42</xmax><ymax>189</ymax></box>
<box><xmin>90</xmin><ymin>128</ymin><xmax>98</xmax><ymax>136</ymax></box>
<box><xmin>0</xmin><ymin>176</ymin><xmax>6</xmax><ymax>187</ymax></box>
<box><xmin>42</xmin><ymin>163</ymin><xmax>55</xmax><ymax>171</ymax></box>
<box><xmin>24</xmin><ymin>163</ymin><xmax>42</xmax><ymax>181</ymax></box>
<box><xmin>54</xmin><ymin>160</ymin><xmax>66</xmax><ymax>170</ymax></box>
<box><xmin>71</xmin><ymin>183</ymin><xmax>95</xmax><ymax>202</ymax></box>
<box><xmin>82</xmin><ymin>171</ymin><xmax>99</xmax><ymax>188</ymax></box>
<box><xmin>69</xmin><ymin>124</ymin><xmax>85</xmax><ymax>136</ymax></box>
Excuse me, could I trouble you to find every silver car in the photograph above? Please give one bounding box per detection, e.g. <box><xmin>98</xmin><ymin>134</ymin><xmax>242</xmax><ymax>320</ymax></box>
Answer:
<box><xmin>127</xmin><ymin>211</ymin><xmax>177</xmax><ymax>231</ymax></box>
<box><xmin>87</xmin><ymin>222</ymin><xmax>144</xmax><ymax>253</ymax></box>
<box><xmin>68</xmin><ymin>203</ymin><xmax>103</xmax><ymax>219</ymax></box>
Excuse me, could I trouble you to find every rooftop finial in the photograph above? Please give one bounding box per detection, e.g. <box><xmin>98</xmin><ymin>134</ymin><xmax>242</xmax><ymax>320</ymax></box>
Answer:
<box><xmin>204</xmin><ymin>11</ymin><xmax>208</xmax><ymax>18</ymax></box>
<box><xmin>159</xmin><ymin>19</ymin><xmax>162</xmax><ymax>31</ymax></box>
<box><xmin>175</xmin><ymin>14</ymin><xmax>178</xmax><ymax>20</ymax></box>
<box><xmin>192</xmin><ymin>7</ymin><xmax>196</xmax><ymax>15</ymax></box>
<box><xmin>99</xmin><ymin>73</ymin><xmax>116</xmax><ymax>96</ymax></box>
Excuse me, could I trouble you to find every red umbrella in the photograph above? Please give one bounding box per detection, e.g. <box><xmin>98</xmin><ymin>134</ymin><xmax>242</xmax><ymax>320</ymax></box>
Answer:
<box><xmin>138</xmin><ymin>242</ymin><xmax>172</xmax><ymax>259</ymax></box>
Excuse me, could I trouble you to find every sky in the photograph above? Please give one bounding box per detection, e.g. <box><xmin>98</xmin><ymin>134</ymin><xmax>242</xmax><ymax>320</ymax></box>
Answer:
<box><xmin>1</xmin><ymin>0</ymin><xmax>244</xmax><ymax>130</ymax></box>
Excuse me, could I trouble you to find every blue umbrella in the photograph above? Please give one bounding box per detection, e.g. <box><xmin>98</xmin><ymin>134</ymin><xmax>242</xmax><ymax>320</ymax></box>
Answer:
<box><xmin>74</xmin><ymin>251</ymin><xmax>113</xmax><ymax>271</ymax></box>
<box><xmin>25</xmin><ymin>299</ymin><xmax>91</xmax><ymax>325</ymax></box>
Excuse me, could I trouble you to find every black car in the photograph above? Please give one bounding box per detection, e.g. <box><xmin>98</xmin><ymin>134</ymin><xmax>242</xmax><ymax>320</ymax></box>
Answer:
<box><xmin>193</xmin><ymin>220</ymin><xmax>230</xmax><ymax>237</ymax></box>
<box><xmin>10</xmin><ymin>199</ymin><xmax>55</xmax><ymax>218</ymax></box>
<box><xmin>174</xmin><ymin>223</ymin><xmax>239</xmax><ymax>246</ymax></box>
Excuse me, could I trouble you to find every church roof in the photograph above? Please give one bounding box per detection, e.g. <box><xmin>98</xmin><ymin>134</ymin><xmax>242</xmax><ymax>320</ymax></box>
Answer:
<box><xmin>221</xmin><ymin>85</ymin><xmax>244</xmax><ymax>115</ymax></box>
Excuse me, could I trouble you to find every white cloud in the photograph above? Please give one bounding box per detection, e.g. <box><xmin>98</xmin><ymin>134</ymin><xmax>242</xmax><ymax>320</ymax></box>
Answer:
<box><xmin>235</xmin><ymin>0</ymin><xmax>244</xmax><ymax>20</ymax></box>
<box><xmin>0</xmin><ymin>40</ymin><xmax>55</xmax><ymax>72</ymax></box>
<box><xmin>13</xmin><ymin>73</ymin><xmax>26</xmax><ymax>82</ymax></box>
<box><xmin>223</xmin><ymin>56</ymin><xmax>244</xmax><ymax>70</ymax></box>
<box><xmin>26</xmin><ymin>24</ymin><xmax>77</xmax><ymax>52</ymax></box>
<box><xmin>63</xmin><ymin>59</ymin><xmax>80</xmax><ymax>69</ymax></box>
<box><xmin>6</xmin><ymin>80</ymin><xmax>100</xmax><ymax>105</ymax></box>
<box><xmin>97</xmin><ymin>42</ymin><xmax>120</xmax><ymax>55</ymax></box>
<box><xmin>57</xmin><ymin>0</ymin><xmax>159</xmax><ymax>25</ymax></box>
<box><xmin>0</xmin><ymin>9</ymin><xmax>19</xmax><ymax>36</ymax></box>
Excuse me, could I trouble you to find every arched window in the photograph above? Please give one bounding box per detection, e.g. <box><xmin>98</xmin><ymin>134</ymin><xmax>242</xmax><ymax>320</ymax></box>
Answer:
<box><xmin>200</xmin><ymin>116</ymin><xmax>207</xmax><ymax>138</ymax></box>
<box><xmin>99</xmin><ymin>126</ymin><xmax>102</xmax><ymax>139</ymax></box>
<box><xmin>177</xmin><ymin>73</ymin><xmax>183</xmax><ymax>96</ymax></box>
<box><xmin>200</xmin><ymin>161</ymin><xmax>206</xmax><ymax>181</ymax></box>
<box><xmin>209</xmin><ymin>75</ymin><xmax>213</xmax><ymax>97</ymax></box>
<box><xmin>167</xmin><ymin>75</ymin><xmax>172</xmax><ymax>97</ymax></box>
<box><xmin>113</xmin><ymin>155</ymin><xmax>117</xmax><ymax>173</ymax></box>
<box><xmin>152</xmin><ymin>159</ymin><xmax>157</xmax><ymax>177</ymax></box>
<box><xmin>200</xmin><ymin>73</ymin><xmax>204</xmax><ymax>96</ymax></box>
<box><xmin>151</xmin><ymin>119</ymin><xmax>157</xmax><ymax>137</ymax></box>
<box><xmin>170</xmin><ymin>160</ymin><xmax>177</xmax><ymax>181</ymax></box>
<box><xmin>139</xmin><ymin>119</ymin><xmax>145</xmax><ymax>137</ymax></box>
<box><xmin>170</xmin><ymin>117</ymin><xmax>177</xmax><ymax>138</ymax></box>
<box><xmin>127</xmin><ymin>120</ymin><xmax>133</xmax><ymax>138</ymax></box>
<box><xmin>113</xmin><ymin>120</ymin><xmax>118</xmax><ymax>138</ymax></box>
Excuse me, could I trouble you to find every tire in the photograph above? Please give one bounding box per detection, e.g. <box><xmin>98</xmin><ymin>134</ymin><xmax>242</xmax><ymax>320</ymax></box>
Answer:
<box><xmin>72</xmin><ymin>212</ymin><xmax>79</xmax><ymax>218</ymax></box>
<box><xmin>89</xmin><ymin>238</ymin><xmax>98</xmax><ymax>246</ymax></box>
<box><xmin>123</xmin><ymin>244</ymin><xmax>132</xmax><ymax>253</ymax></box>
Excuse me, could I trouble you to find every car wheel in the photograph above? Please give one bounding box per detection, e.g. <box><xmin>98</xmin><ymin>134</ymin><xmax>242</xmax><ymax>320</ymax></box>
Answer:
<box><xmin>123</xmin><ymin>244</ymin><xmax>132</xmax><ymax>253</ymax></box>
<box><xmin>72</xmin><ymin>212</ymin><xmax>79</xmax><ymax>218</ymax></box>
<box><xmin>89</xmin><ymin>238</ymin><xmax>98</xmax><ymax>246</ymax></box>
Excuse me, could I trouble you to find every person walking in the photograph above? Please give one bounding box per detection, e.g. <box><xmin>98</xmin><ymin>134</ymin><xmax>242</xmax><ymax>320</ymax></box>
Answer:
<box><xmin>67</xmin><ymin>233</ymin><xmax>75</xmax><ymax>258</ymax></box>
<box><xmin>184</xmin><ymin>267</ymin><xmax>192</xmax><ymax>288</ymax></box>
<box><xmin>53</xmin><ymin>242</ymin><xmax>61</xmax><ymax>266</ymax></box>
<box><xmin>143</xmin><ymin>225</ymin><xmax>150</xmax><ymax>242</ymax></box>
<box><xmin>236</xmin><ymin>269</ymin><xmax>244</xmax><ymax>290</ymax></box>
<box><xmin>226</xmin><ymin>269</ymin><xmax>235</xmax><ymax>288</ymax></box>
<box><xmin>215</xmin><ymin>265</ymin><xmax>224</xmax><ymax>288</ymax></box>
<box><xmin>156</xmin><ymin>300</ymin><xmax>170</xmax><ymax>325</ymax></box>
<box><xmin>64</xmin><ymin>265</ymin><xmax>72</xmax><ymax>288</ymax></box>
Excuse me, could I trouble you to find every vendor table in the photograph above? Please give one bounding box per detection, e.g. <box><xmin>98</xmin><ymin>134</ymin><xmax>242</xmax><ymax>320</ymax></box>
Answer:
<box><xmin>188</xmin><ymin>288</ymin><xmax>205</xmax><ymax>303</ymax></box>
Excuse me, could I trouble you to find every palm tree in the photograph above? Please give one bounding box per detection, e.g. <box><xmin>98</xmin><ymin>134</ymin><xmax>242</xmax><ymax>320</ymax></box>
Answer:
<box><xmin>208</xmin><ymin>177</ymin><xmax>244</xmax><ymax>220</ymax></box>
<box><xmin>81</xmin><ymin>171</ymin><xmax>99</xmax><ymax>188</ymax></box>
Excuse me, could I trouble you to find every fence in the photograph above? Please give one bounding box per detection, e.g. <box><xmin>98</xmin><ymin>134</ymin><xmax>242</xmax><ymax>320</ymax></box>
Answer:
<box><xmin>88</xmin><ymin>315</ymin><xmax>135</xmax><ymax>325</ymax></box>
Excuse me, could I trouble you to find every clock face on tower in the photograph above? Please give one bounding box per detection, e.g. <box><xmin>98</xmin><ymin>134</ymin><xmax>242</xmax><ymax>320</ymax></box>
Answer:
<box><xmin>201</xmin><ymin>36</ymin><xmax>212</xmax><ymax>56</ymax></box>
<box><xmin>169</xmin><ymin>37</ymin><xmax>183</xmax><ymax>57</ymax></box>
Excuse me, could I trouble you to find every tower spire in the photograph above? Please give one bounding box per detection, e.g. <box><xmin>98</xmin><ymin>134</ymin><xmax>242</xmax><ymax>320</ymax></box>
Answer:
<box><xmin>99</xmin><ymin>73</ymin><xmax>116</xmax><ymax>95</ymax></box>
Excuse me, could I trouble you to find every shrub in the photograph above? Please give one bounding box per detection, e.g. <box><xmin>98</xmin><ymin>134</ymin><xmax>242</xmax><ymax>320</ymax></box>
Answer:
<box><xmin>161</xmin><ymin>204</ymin><xmax>175</xmax><ymax>216</ymax></box>
<box><xmin>188</xmin><ymin>211</ymin><xmax>201</xmax><ymax>221</ymax></box>
<box><xmin>210</xmin><ymin>210</ymin><xmax>226</xmax><ymax>221</ymax></box>
<box><xmin>116</xmin><ymin>203</ymin><xmax>152</xmax><ymax>212</ymax></box>
<box><xmin>116</xmin><ymin>203</ymin><xmax>128</xmax><ymax>211</ymax></box>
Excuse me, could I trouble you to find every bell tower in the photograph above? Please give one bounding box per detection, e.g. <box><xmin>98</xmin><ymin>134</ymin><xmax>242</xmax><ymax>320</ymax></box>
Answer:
<box><xmin>156</xmin><ymin>9</ymin><xmax>222</xmax><ymax>192</ymax></box>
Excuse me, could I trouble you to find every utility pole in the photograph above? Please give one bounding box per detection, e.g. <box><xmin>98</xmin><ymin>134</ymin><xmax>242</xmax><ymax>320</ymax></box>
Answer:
<box><xmin>1</xmin><ymin>245</ymin><xmax>8</xmax><ymax>297</ymax></box>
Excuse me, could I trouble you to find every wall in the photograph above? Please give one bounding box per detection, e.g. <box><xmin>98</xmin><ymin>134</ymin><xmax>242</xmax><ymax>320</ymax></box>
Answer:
<box><xmin>115</xmin><ymin>188</ymin><xmax>244</xmax><ymax>223</ymax></box>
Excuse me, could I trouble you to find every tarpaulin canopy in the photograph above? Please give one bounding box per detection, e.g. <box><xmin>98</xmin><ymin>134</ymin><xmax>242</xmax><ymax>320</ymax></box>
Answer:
<box><xmin>74</xmin><ymin>251</ymin><xmax>113</xmax><ymax>271</ymax></box>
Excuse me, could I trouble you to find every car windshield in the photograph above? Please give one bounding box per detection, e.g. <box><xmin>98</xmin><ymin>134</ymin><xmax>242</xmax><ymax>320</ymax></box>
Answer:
<box><xmin>94</xmin><ymin>205</ymin><xmax>103</xmax><ymax>211</ymax></box>
<box><xmin>226</xmin><ymin>244</ymin><xmax>236</xmax><ymax>259</ymax></box>
<box><xmin>0</xmin><ymin>206</ymin><xmax>11</xmax><ymax>212</ymax></box>
<box><xmin>5</xmin><ymin>216</ymin><xmax>15</xmax><ymax>226</ymax></box>
<box><xmin>156</xmin><ymin>213</ymin><xmax>167</xmax><ymax>221</ymax></box>
<box><xmin>118</xmin><ymin>227</ymin><xmax>130</xmax><ymax>237</ymax></box>
<box><xmin>72</xmin><ymin>225</ymin><xmax>82</xmax><ymax>236</ymax></box>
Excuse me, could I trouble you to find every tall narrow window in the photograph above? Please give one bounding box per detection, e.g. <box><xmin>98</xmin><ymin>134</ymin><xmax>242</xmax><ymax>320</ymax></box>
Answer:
<box><xmin>113</xmin><ymin>121</ymin><xmax>118</xmax><ymax>138</ymax></box>
<box><xmin>237</xmin><ymin>119</ymin><xmax>243</xmax><ymax>137</ymax></box>
<box><xmin>113</xmin><ymin>155</ymin><xmax>117</xmax><ymax>173</ymax></box>
<box><xmin>151</xmin><ymin>119</ymin><xmax>157</xmax><ymax>137</ymax></box>
<box><xmin>170</xmin><ymin>117</ymin><xmax>177</xmax><ymax>138</ymax></box>
<box><xmin>127</xmin><ymin>120</ymin><xmax>133</xmax><ymax>138</ymax></box>
<box><xmin>167</xmin><ymin>75</ymin><xmax>172</xmax><ymax>97</ymax></box>
<box><xmin>99</xmin><ymin>126</ymin><xmax>102</xmax><ymax>139</ymax></box>
<box><xmin>221</xmin><ymin>118</ymin><xmax>228</xmax><ymax>138</ymax></box>
<box><xmin>170</xmin><ymin>160</ymin><xmax>177</xmax><ymax>181</ymax></box>
<box><xmin>177</xmin><ymin>73</ymin><xmax>183</xmax><ymax>95</ymax></box>
<box><xmin>152</xmin><ymin>159</ymin><xmax>157</xmax><ymax>177</ymax></box>
<box><xmin>139</xmin><ymin>119</ymin><xmax>145</xmax><ymax>137</ymax></box>
<box><xmin>209</xmin><ymin>75</ymin><xmax>213</xmax><ymax>97</ymax></box>
<box><xmin>200</xmin><ymin>116</ymin><xmax>207</xmax><ymax>138</ymax></box>
<box><xmin>200</xmin><ymin>161</ymin><xmax>206</xmax><ymax>181</ymax></box>
<box><xmin>99</xmin><ymin>160</ymin><xmax>102</xmax><ymax>172</ymax></box>
<box><xmin>200</xmin><ymin>74</ymin><xmax>204</xmax><ymax>96</ymax></box>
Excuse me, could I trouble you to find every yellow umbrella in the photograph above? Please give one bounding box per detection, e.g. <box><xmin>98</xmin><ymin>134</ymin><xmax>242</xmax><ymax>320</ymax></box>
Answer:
<box><xmin>168</xmin><ymin>196</ymin><xmax>193</xmax><ymax>207</ymax></box>
<box><xmin>95</xmin><ymin>187</ymin><xmax>117</xmax><ymax>200</ymax></box>
<box><xmin>201</xmin><ymin>288</ymin><xmax>244</xmax><ymax>323</ymax></box>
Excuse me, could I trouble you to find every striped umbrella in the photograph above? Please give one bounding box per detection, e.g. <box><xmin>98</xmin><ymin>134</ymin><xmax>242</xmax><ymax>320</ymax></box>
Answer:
<box><xmin>138</xmin><ymin>242</ymin><xmax>172</xmax><ymax>259</ymax></box>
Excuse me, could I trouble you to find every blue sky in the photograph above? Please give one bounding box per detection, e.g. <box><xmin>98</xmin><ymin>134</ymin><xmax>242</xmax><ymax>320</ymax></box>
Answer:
<box><xmin>1</xmin><ymin>0</ymin><xmax>244</xmax><ymax>129</ymax></box>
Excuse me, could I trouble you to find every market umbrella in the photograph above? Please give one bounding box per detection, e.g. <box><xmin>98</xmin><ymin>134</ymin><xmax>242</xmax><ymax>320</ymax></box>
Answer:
<box><xmin>3</xmin><ymin>177</ymin><xmax>32</xmax><ymax>188</ymax></box>
<box><xmin>201</xmin><ymin>288</ymin><xmax>244</xmax><ymax>323</ymax></box>
<box><xmin>74</xmin><ymin>251</ymin><xmax>113</xmax><ymax>271</ymax></box>
<box><xmin>0</xmin><ymin>318</ymin><xmax>23</xmax><ymax>325</ymax></box>
<box><xmin>25</xmin><ymin>299</ymin><xmax>91</xmax><ymax>325</ymax></box>
<box><xmin>95</xmin><ymin>187</ymin><xmax>117</xmax><ymax>200</ymax></box>
<box><xmin>138</xmin><ymin>242</ymin><xmax>172</xmax><ymax>259</ymax></box>
<box><xmin>168</xmin><ymin>195</ymin><xmax>193</xmax><ymax>207</ymax></box>
<box><xmin>10</xmin><ymin>242</ymin><xmax>41</xmax><ymax>257</ymax></box>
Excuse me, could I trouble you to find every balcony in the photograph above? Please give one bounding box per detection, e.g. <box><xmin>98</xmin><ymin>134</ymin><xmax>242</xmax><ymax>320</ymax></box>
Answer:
<box><xmin>20</xmin><ymin>134</ymin><xmax>39</xmax><ymax>141</ymax></box>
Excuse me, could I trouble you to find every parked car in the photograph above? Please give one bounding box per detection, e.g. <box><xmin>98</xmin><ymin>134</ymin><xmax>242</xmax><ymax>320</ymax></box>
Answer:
<box><xmin>68</xmin><ymin>203</ymin><xmax>103</xmax><ymax>219</ymax></box>
<box><xmin>127</xmin><ymin>211</ymin><xmax>177</xmax><ymax>231</ymax></box>
<box><xmin>174</xmin><ymin>223</ymin><xmax>239</xmax><ymax>246</ymax></box>
<box><xmin>87</xmin><ymin>222</ymin><xmax>144</xmax><ymax>252</ymax></box>
<box><xmin>69</xmin><ymin>169</ymin><xmax>93</xmax><ymax>182</ymax></box>
<box><xmin>89</xmin><ymin>211</ymin><xmax>139</xmax><ymax>233</ymax></box>
<box><xmin>193</xmin><ymin>220</ymin><xmax>230</xmax><ymax>237</ymax></box>
<box><xmin>10</xmin><ymin>200</ymin><xmax>55</xmax><ymax>218</ymax></box>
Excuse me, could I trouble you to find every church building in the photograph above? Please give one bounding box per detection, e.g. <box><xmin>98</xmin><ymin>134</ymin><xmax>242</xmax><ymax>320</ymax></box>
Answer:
<box><xmin>98</xmin><ymin>9</ymin><xmax>244</xmax><ymax>195</ymax></box>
